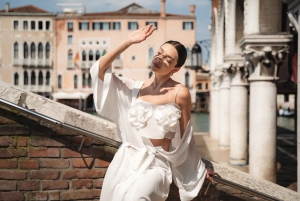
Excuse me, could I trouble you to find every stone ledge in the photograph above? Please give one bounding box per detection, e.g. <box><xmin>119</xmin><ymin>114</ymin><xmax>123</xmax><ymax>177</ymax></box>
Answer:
<box><xmin>211</xmin><ymin>162</ymin><xmax>300</xmax><ymax>200</ymax></box>
<box><xmin>0</xmin><ymin>81</ymin><xmax>119</xmax><ymax>143</ymax></box>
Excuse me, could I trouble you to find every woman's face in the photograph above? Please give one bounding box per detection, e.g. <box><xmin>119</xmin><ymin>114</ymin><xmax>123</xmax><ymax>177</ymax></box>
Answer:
<box><xmin>150</xmin><ymin>43</ymin><xmax>179</xmax><ymax>76</ymax></box>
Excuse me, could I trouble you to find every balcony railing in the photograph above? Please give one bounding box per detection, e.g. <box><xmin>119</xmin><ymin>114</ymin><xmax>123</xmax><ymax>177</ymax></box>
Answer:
<box><xmin>67</xmin><ymin>61</ymin><xmax>74</xmax><ymax>68</ymax></box>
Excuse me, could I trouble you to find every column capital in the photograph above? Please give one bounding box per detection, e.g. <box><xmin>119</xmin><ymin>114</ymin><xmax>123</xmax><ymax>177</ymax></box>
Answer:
<box><xmin>240</xmin><ymin>34</ymin><xmax>293</xmax><ymax>81</ymax></box>
<box><xmin>211</xmin><ymin>71</ymin><xmax>222</xmax><ymax>90</ymax></box>
<box><xmin>224</xmin><ymin>61</ymin><xmax>249</xmax><ymax>86</ymax></box>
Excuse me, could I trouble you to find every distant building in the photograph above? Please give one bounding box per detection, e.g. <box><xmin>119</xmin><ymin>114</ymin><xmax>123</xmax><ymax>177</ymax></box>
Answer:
<box><xmin>53</xmin><ymin>1</ymin><xmax>197</xmax><ymax>110</ymax></box>
<box><xmin>0</xmin><ymin>3</ymin><xmax>55</xmax><ymax>98</ymax></box>
<box><xmin>0</xmin><ymin>1</ymin><xmax>199</xmax><ymax>111</ymax></box>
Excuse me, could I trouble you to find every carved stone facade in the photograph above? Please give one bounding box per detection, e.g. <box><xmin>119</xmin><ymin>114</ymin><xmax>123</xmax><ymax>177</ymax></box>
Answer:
<box><xmin>210</xmin><ymin>0</ymin><xmax>295</xmax><ymax>182</ymax></box>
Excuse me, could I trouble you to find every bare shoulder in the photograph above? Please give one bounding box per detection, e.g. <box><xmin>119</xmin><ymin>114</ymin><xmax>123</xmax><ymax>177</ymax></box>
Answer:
<box><xmin>175</xmin><ymin>84</ymin><xmax>191</xmax><ymax>106</ymax></box>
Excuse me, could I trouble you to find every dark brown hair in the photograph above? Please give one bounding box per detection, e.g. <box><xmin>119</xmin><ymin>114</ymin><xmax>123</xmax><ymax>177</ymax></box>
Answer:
<box><xmin>163</xmin><ymin>40</ymin><xmax>187</xmax><ymax>68</ymax></box>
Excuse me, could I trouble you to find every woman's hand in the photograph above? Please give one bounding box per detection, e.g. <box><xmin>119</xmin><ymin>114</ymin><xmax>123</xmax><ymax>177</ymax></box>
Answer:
<box><xmin>127</xmin><ymin>24</ymin><xmax>156</xmax><ymax>45</ymax></box>
<box><xmin>206</xmin><ymin>168</ymin><xmax>221</xmax><ymax>182</ymax></box>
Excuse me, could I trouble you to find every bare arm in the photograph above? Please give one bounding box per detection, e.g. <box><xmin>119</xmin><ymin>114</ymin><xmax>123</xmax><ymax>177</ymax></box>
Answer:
<box><xmin>176</xmin><ymin>86</ymin><xmax>191</xmax><ymax>138</ymax></box>
<box><xmin>98</xmin><ymin>24</ymin><xmax>156</xmax><ymax>80</ymax></box>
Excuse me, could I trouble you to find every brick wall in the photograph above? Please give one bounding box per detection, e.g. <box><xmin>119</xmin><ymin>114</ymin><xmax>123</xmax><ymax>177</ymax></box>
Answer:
<box><xmin>0</xmin><ymin>106</ymin><xmax>267</xmax><ymax>201</ymax></box>
<box><xmin>0</xmin><ymin>107</ymin><xmax>116</xmax><ymax>201</ymax></box>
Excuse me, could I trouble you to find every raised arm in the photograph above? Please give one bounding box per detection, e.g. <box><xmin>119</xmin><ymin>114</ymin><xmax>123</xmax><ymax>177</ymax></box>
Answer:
<box><xmin>98</xmin><ymin>24</ymin><xmax>156</xmax><ymax>80</ymax></box>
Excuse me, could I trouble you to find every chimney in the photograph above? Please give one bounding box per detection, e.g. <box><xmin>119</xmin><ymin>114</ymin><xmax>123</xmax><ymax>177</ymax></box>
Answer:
<box><xmin>5</xmin><ymin>2</ymin><xmax>9</xmax><ymax>12</ymax></box>
<box><xmin>190</xmin><ymin>5</ymin><xmax>195</xmax><ymax>16</ymax></box>
<box><xmin>160</xmin><ymin>0</ymin><xmax>166</xmax><ymax>18</ymax></box>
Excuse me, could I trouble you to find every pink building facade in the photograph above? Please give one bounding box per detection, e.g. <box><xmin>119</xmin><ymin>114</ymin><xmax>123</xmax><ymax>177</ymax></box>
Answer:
<box><xmin>53</xmin><ymin>1</ymin><xmax>198</xmax><ymax>110</ymax></box>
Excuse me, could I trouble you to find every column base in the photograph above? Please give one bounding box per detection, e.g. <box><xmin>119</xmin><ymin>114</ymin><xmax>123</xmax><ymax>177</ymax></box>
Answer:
<box><xmin>229</xmin><ymin>158</ymin><xmax>247</xmax><ymax>166</ymax></box>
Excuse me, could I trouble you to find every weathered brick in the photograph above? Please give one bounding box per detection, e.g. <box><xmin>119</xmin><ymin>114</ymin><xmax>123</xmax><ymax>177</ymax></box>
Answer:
<box><xmin>42</xmin><ymin>180</ymin><xmax>69</xmax><ymax>190</ymax></box>
<box><xmin>0</xmin><ymin>181</ymin><xmax>16</xmax><ymax>190</ymax></box>
<box><xmin>29</xmin><ymin>148</ymin><xmax>60</xmax><ymax>158</ymax></box>
<box><xmin>55</xmin><ymin>127</ymin><xmax>77</xmax><ymax>135</ymax></box>
<box><xmin>48</xmin><ymin>191</ymin><xmax>60</xmax><ymax>201</ymax></box>
<box><xmin>0</xmin><ymin>136</ymin><xmax>16</xmax><ymax>147</ymax></box>
<box><xmin>62</xmin><ymin>169</ymin><xmax>106</xmax><ymax>179</ymax></box>
<box><xmin>18</xmin><ymin>137</ymin><xmax>27</xmax><ymax>147</ymax></box>
<box><xmin>26</xmin><ymin>192</ymin><xmax>48</xmax><ymax>201</ymax></box>
<box><xmin>0</xmin><ymin>125</ymin><xmax>29</xmax><ymax>135</ymax></box>
<box><xmin>30</xmin><ymin>170</ymin><xmax>60</xmax><ymax>180</ymax></box>
<box><xmin>92</xmin><ymin>138</ymin><xmax>105</xmax><ymax>145</ymax></box>
<box><xmin>30</xmin><ymin>136</ymin><xmax>70</xmax><ymax>147</ymax></box>
<box><xmin>71</xmin><ymin>136</ymin><xmax>93</xmax><ymax>147</ymax></box>
<box><xmin>0</xmin><ymin>192</ymin><xmax>25</xmax><ymax>201</ymax></box>
<box><xmin>19</xmin><ymin>180</ymin><xmax>39</xmax><ymax>191</ymax></box>
<box><xmin>31</xmin><ymin>124</ymin><xmax>53</xmax><ymax>136</ymax></box>
<box><xmin>20</xmin><ymin>160</ymin><xmax>39</xmax><ymax>169</ymax></box>
<box><xmin>0</xmin><ymin>116</ymin><xmax>16</xmax><ymax>125</ymax></box>
<box><xmin>93</xmin><ymin>179</ymin><xmax>103</xmax><ymax>189</ymax></box>
<box><xmin>0</xmin><ymin>171</ymin><xmax>27</xmax><ymax>180</ymax></box>
<box><xmin>61</xmin><ymin>147</ymin><xmax>104</xmax><ymax>158</ymax></box>
<box><xmin>0</xmin><ymin>148</ymin><xmax>27</xmax><ymax>158</ymax></box>
<box><xmin>95</xmin><ymin>158</ymin><xmax>110</xmax><ymax>168</ymax></box>
<box><xmin>72</xmin><ymin>179</ymin><xmax>93</xmax><ymax>189</ymax></box>
<box><xmin>0</xmin><ymin>159</ymin><xmax>18</xmax><ymax>168</ymax></box>
<box><xmin>61</xmin><ymin>189</ymin><xmax>101</xmax><ymax>200</ymax></box>
<box><xmin>72</xmin><ymin>158</ymin><xmax>95</xmax><ymax>168</ymax></box>
<box><xmin>40</xmin><ymin>159</ymin><xmax>69</xmax><ymax>169</ymax></box>
<box><xmin>104</xmin><ymin>146</ymin><xmax>117</xmax><ymax>158</ymax></box>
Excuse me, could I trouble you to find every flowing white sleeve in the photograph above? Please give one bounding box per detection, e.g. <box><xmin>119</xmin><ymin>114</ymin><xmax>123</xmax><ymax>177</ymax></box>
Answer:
<box><xmin>157</xmin><ymin>122</ymin><xmax>207</xmax><ymax>201</ymax></box>
<box><xmin>89</xmin><ymin>59</ymin><xmax>137</xmax><ymax>124</ymax></box>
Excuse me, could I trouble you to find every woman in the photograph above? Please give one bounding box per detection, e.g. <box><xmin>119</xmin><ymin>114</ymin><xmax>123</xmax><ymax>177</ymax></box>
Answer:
<box><xmin>90</xmin><ymin>24</ymin><xmax>220</xmax><ymax>201</ymax></box>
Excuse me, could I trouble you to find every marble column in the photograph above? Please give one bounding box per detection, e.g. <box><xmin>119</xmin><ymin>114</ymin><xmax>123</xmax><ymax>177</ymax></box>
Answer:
<box><xmin>229</xmin><ymin>62</ymin><xmax>249</xmax><ymax>165</ymax></box>
<box><xmin>210</xmin><ymin>71</ymin><xmax>221</xmax><ymax>140</ymax></box>
<box><xmin>242</xmin><ymin>39</ymin><xmax>292</xmax><ymax>182</ymax></box>
<box><xmin>219</xmin><ymin>68</ymin><xmax>231</xmax><ymax>150</ymax></box>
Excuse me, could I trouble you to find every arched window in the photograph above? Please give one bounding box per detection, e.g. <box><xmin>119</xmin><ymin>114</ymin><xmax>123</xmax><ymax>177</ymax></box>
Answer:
<box><xmin>148</xmin><ymin>48</ymin><xmax>154</xmax><ymax>66</ymax></box>
<box><xmin>46</xmin><ymin>42</ymin><xmax>50</xmax><ymax>59</ymax></box>
<box><xmin>89</xmin><ymin>50</ymin><xmax>93</xmax><ymax>61</ymax></box>
<box><xmin>82</xmin><ymin>74</ymin><xmax>86</xmax><ymax>88</ymax></box>
<box><xmin>38</xmin><ymin>71</ymin><xmax>43</xmax><ymax>85</ymax></box>
<box><xmin>68</xmin><ymin>49</ymin><xmax>72</xmax><ymax>60</ymax></box>
<box><xmin>14</xmin><ymin>42</ymin><xmax>19</xmax><ymax>59</ymax></box>
<box><xmin>185</xmin><ymin>72</ymin><xmax>190</xmax><ymax>88</ymax></box>
<box><xmin>38</xmin><ymin>43</ymin><xmax>43</xmax><ymax>59</ymax></box>
<box><xmin>14</xmin><ymin>73</ymin><xmax>19</xmax><ymax>85</ymax></box>
<box><xmin>31</xmin><ymin>71</ymin><xmax>36</xmax><ymax>85</ymax></box>
<box><xmin>74</xmin><ymin>75</ymin><xmax>78</xmax><ymax>89</ymax></box>
<box><xmin>149</xmin><ymin>71</ymin><xmax>153</xmax><ymax>78</ymax></box>
<box><xmin>82</xmin><ymin>50</ymin><xmax>86</xmax><ymax>61</ymax></box>
<box><xmin>46</xmin><ymin>71</ymin><xmax>50</xmax><ymax>85</ymax></box>
<box><xmin>88</xmin><ymin>74</ymin><xmax>92</xmax><ymax>88</ymax></box>
<box><xmin>23</xmin><ymin>42</ymin><xmax>28</xmax><ymax>59</ymax></box>
<box><xmin>30</xmin><ymin>43</ymin><xmax>35</xmax><ymax>59</ymax></box>
<box><xmin>24</xmin><ymin>71</ymin><xmax>28</xmax><ymax>85</ymax></box>
<box><xmin>58</xmin><ymin>75</ymin><xmax>62</xmax><ymax>89</ymax></box>
<box><xmin>95</xmin><ymin>50</ymin><xmax>100</xmax><ymax>60</ymax></box>
<box><xmin>102</xmin><ymin>49</ymin><xmax>106</xmax><ymax>56</ymax></box>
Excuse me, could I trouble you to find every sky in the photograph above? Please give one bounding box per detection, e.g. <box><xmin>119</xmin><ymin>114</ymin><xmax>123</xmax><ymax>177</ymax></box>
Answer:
<box><xmin>2</xmin><ymin>0</ymin><xmax>212</xmax><ymax>63</ymax></box>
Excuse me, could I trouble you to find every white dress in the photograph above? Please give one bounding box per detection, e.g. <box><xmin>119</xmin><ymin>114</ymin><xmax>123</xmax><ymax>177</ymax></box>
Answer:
<box><xmin>90</xmin><ymin>59</ymin><xmax>207</xmax><ymax>201</ymax></box>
